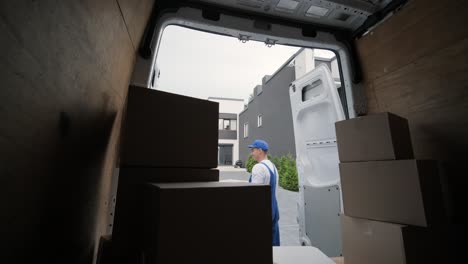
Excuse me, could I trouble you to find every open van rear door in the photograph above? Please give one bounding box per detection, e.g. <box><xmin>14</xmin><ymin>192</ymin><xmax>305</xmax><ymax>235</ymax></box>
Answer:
<box><xmin>289</xmin><ymin>64</ymin><xmax>345</xmax><ymax>257</ymax></box>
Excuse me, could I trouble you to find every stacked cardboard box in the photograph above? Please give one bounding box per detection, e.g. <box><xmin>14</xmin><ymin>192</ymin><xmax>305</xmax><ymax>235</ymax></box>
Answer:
<box><xmin>142</xmin><ymin>182</ymin><xmax>272</xmax><ymax>264</ymax></box>
<box><xmin>335</xmin><ymin>112</ymin><xmax>447</xmax><ymax>264</ymax></box>
<box><xmin>111</xmin><ymin>86</ymin><xmax>272</xmax><ymax>264</ymax></box>
<box><xmin>112</xmin><ymin>167</ymin><xmax>220</xmax><ymax>248</ymax></box>
<box><xmin>120</xmin><ymin>85</ymin><xmax>219</xmax><ymax>168</ymax></box>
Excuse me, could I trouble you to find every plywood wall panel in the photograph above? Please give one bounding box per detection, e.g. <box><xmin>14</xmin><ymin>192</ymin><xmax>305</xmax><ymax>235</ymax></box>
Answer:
<box><xmin>0</xmin><ymin>0</ymin><xmax>153</xmax><ymax>262</ymax></box>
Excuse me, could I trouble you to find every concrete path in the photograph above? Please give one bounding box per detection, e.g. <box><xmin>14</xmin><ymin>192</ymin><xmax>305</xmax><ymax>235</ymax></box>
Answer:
<box><xmin>219</xmin><ymin>168</ymin><xmax>300</xmax><ymax>246</ymax></box>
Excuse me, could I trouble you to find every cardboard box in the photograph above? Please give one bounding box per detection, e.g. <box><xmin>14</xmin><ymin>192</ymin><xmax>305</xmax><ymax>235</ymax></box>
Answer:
<box><xmin>118</xmin><ymin>167</ymin><xmax>220</xmax><ymax>184</ymax></box>
<box><xmin>341</xmin><ymin>215</ymin><xmax>446</xmax><ymax>264</ymax></box>
<box><xmin>112</xmin><ymin>168</ymin><xmax>219</xmax><ymax>249</ymax></box>
<box><xmin>340</xmin><ymin>160</ymin><xmax>445</xmax><ymax>227</ymax></box>
<box><xmin>335</xmin><ymin>112</ymin><xmax>414</xmax><ymax>162</ymax></box>
<box><xmin>96</xmin><ymin>235</ymin><xmax>144</xmax><ymax>264</ymax></box>
<box><xmin>96</xmin><ymin>235</ymin><xmax>113</xmax><ymax>264</ymax></box>
<box><xmin>121</xmin><ymin>86</ymin><xmax>219</xmax><ymax>168</ymax></box>
<box><xmin>142</xmin><ymin>182</ymin><xmax>272</xmax><ymax>264</ymax></box>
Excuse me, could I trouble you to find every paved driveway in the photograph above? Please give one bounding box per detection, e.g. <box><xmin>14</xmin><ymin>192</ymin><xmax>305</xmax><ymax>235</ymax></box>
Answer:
<box><xmin>218</xmin><ymin>167</ymin><xmax>300</xmax><ymax>246</ymax></box>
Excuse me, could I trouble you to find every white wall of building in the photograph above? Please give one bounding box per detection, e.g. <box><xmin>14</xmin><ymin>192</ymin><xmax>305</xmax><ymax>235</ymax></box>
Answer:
<box><xmin>331</xmin><ymin>58</ymin><xmax>340</xmax><ymax>80</ymax></box>
<box><xmin>219</xmin><ymin>139</ymin><xmax>239</xmax><ymax>165</ymax></box>
<box><xmin>208</xmin><ymin>97</ymin><xmax>245</xmax><ymax>165</ymax></box>
<box><xmin>294</xmin><ymin>49</ymin><xmax>315</xmax><ymax>79</ymax></box>
<box><xmin>294</xmin><ymin>49</ymin><xmax>339</xmax><ymax>80</ymax></box>
<box><xmin>209</xmin><ymin>98</ymin><xmax>245</xmax><ymax>115</ymax></box>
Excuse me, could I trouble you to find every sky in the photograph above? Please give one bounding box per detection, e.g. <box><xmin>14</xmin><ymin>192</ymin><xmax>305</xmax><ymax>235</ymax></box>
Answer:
<box><xmin>155</xmin><ymin>25</ymin><xmax>333</xmax><ymax>103</ymax></box>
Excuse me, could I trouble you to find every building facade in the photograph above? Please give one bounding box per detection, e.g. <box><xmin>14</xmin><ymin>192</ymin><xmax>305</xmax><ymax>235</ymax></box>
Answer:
<box><xmin>208</xmin><ymin>97</ymin><xmax>245</xmax><ymax>166</ymax></box>
<box><xmin>239</xmin><ymin>49</ymin><xmax>341</xmax><ymax>164</ymax></box>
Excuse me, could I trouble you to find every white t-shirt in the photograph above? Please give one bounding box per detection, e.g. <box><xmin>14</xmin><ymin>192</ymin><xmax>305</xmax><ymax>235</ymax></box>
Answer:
<box><xmin>251</xmin><ymin>159</ymin><xmax>279</xmax><ymax>186</ymax></box>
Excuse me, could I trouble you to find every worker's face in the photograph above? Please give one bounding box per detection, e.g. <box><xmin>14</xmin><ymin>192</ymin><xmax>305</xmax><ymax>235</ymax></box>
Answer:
<box><xmin>250</xmin><ymin>148</ymin><xmax>264</xmax><ymax>162</ymax></box>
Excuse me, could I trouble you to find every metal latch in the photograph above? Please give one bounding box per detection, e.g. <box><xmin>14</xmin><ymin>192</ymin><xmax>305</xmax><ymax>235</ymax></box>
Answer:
<box><xmin>265</xmin><ymin>38</ymin><xmax>277</xmax><ymax>47</ymax></box>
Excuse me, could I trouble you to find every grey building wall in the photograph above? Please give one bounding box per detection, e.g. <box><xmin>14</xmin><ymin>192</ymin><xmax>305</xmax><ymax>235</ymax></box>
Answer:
<box><xmin>219</xmin><ymin>130</ymin><xmax>237</xmax><ymax>140</ymax></box>
<box><xmin>219</xmin><ymin>113</ymin><xmax>237</xmax><ymax>119</ymax></box>
<box><xmin>239</xmin><ymin>64</ymin><xmax>296</xmax><ymax>163</ymax></box>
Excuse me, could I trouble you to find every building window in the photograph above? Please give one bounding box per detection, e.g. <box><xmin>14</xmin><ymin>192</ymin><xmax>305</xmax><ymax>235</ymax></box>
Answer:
<box><xmin>257</xmin><ymin>114</ymin><xmax>263</xmax><ymax>127</ymax></box>
<box><xmin>223</xmin><ymin>119</ymin><xmax>230</xmax><ymax>130</ymax></box>
<box><xmin>231</xmin><ymin>120</ymin><xmax>237</xmax><ymax>131</ymax></box>
<box><xmin>244</xmin><ymin>122</ymin><xmax>249</xmax><ymax>138</ymax></box>
<box><xmin>219</xmin><ymin>119</ymin><xmax>237</xmax><ymax>131</ymax></box>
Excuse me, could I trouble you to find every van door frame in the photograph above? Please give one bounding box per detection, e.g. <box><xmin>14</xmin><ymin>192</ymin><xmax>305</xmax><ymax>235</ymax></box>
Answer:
<box><xmin>131</xmin><ymin>6</ymin><xmax>366</xmax><ymax>118</ymax></box>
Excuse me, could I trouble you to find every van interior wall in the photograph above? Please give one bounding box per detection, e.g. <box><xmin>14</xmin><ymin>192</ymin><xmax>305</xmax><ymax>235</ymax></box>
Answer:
<box><xmin>0</xmin><ymin>0</ymin><xmax>153</xmax><ymax>262</ymax></box>
<box><xmin>356</xmin><ymin>0</ymin><xmax>468</xmax><ymax>227</ymax></box>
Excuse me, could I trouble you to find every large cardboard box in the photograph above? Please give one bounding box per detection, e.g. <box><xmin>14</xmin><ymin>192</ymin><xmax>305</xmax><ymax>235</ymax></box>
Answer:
<box><xmin>121</xmin><ymin>86</ymin><xmax>219</xmax><ymax>168</ymax></box>
<box><xmin>340</xmin><ymin>160</ymin><xmax>445</xmax><ymax>227</ymax></box>
<box><xmin>113</xmin><ymin>168</ymin><xmax>219</xmax><ymax>249</ymax></box>
<box><xmin>341</xmin><ymin>215</ymin><xmax>446</xmax><ymax>264</ymax></box>
<box><xmin>335</xmin><ymin>112</ymin><xmax>414</xmax><ymax>162</ymax></box>
<box><xmin>118</xmin><ymin>167</ymin><xmax>220</xmax><ymax>184</ymax></box>
<box><xmin>142</xmin><ymin>182</ymin><xmax>272</xmax><ymax>264</ymax></box>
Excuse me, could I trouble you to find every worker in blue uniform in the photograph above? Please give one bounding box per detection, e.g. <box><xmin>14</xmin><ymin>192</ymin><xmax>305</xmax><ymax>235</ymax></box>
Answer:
<box><xmin>248</xmin><ymin>139</ymin><xmax>280</xmax><ymax>246</ymax></box>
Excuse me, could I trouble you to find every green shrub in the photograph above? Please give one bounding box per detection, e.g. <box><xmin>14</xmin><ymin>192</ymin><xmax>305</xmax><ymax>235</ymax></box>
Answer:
<box><xmin>271</xmin><ymin>156</ymin><xmax>281</xmax><ymax>171</ymax></box>
<box><xmin>246</xmin><ymin>155</ymin><xmax>257</xmax><ymax>173</ymax></box>
<box><xmin>277</xmin><ymin>154</ymin><xmax>299</xmax><ymax>192</ymax></box>
<box><xmin>246</xmin><ymin>153</ymin><xmax>299</xmax><ymax>192</ymax></box>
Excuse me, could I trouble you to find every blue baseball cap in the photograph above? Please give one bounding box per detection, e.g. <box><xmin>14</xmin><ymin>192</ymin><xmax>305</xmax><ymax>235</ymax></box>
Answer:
<box><xmin>248</xmin><ymin>139</ymin><xmax>269</xmax><ymax>151</ymax></box>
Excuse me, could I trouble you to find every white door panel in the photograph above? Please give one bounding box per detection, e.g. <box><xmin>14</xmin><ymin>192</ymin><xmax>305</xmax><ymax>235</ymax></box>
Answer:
<box><xmin>290</xmin><ymin>64</ymin><xmax>345</xmax><ymax>256</ymax></box>
<box><xmin>290</xmin><ymin>64</ymin><xmax>344</xmax><ymax>188</ymax></box>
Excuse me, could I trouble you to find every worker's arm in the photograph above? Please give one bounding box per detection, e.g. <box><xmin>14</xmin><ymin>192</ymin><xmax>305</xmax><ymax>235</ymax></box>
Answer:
<box><xmin>250</xmin><ymin>164</ymin><xmax>266</xmax><ymax>184</ymax></box>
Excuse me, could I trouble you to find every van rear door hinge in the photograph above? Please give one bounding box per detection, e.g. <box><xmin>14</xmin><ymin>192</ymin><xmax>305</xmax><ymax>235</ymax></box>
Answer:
<box><xmin>238</xmin><ymin>34</ymin><xmax>250</xmax><ymax>43</ymax></box>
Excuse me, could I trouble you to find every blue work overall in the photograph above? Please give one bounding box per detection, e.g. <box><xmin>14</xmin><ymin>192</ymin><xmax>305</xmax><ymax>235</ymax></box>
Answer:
<box><xmin>249</xmin><ymin>162</ymin><xmax>280</xmax><ymax>246</ymax></box>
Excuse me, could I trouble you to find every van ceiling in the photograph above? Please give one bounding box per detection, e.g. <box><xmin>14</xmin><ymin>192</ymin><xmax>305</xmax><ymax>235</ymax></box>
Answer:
<box><xmin>191</xmin><ymin>0</ymin><xmax>395</xmax><ymax>31</ymax></box>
